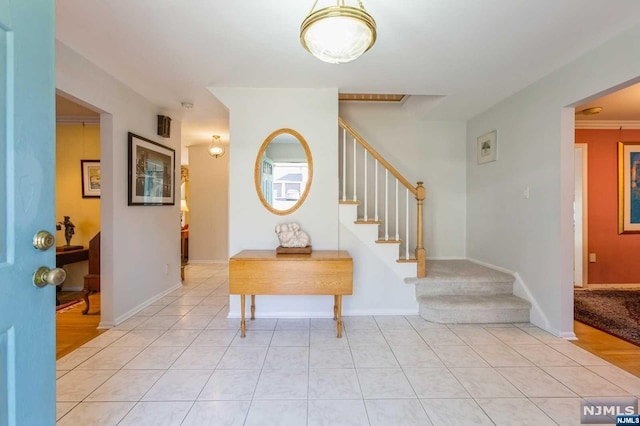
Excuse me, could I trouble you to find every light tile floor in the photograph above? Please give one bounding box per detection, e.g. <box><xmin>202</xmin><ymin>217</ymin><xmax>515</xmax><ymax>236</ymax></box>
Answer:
<box><xmin>56</xmin><ymin>264</ymin><xmax>640</xmax><ymax>425</ymax></box>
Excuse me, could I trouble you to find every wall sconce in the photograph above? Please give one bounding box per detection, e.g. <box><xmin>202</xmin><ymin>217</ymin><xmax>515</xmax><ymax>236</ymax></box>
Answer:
<box><xmin>208</xmin><ymin>135</ymin><xmax>225</xmax><ymax>158</ymax></box>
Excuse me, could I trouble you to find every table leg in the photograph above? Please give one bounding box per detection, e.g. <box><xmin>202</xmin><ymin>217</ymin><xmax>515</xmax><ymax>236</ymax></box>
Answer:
<box><xmin>333</xmin><ymin>295</ymin><xmax>338</xmax><ymax>320</ymax></box>
<box><xmin>251</xmin><ymin>295</ymin><xmax>256</xmax><ymax>320</ymax></box>
<box><xmin>240</xmin><ymin>294</ymin><xmax>246</xmax><ymax>338</ymax></box>
<box><xmin>336</xmin><ymin>295</ymin><xmax>343</xmax><ymax>338</ymax></box>
<box><xmin>81</xmin><ymin>287</ymin><xmax>90</xmax><ymax>315</ymax></box>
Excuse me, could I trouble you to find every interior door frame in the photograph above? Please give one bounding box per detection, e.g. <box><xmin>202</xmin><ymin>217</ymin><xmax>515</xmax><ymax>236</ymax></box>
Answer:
<box><xmin>574</xmin><ymin>143</ymin><xmax>588</xmax><ymax>287</ymax></box>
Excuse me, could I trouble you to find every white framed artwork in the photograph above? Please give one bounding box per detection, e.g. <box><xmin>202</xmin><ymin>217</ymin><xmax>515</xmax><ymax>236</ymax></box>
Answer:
<box><xmin>477</xmin><ymin>130</ymin><xmax>497</xmax><ymax>164</ymax></box>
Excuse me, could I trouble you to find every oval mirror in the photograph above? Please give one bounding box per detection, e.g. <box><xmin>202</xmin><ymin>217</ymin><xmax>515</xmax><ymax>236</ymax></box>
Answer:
<box><xmin>254</xmin><ymin>128</ymin><xmax>313</xmax><ymax>215</ymax></box>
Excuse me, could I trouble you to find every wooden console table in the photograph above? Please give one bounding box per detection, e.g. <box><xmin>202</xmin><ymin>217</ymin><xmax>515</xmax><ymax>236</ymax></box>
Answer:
<box><xmin>55</xmin><ymin>246</ymin><xmax>89</xmax><ymax>267</ymax></box>
<box><xmin>55</xmin><ymin>247</ymin><xmax>89</xmax><ymax>306</ymax></box>
<box><xmin>229</xmin><ymin>250</ymin><xmax>353</xmax><ymax>338</ymax></box>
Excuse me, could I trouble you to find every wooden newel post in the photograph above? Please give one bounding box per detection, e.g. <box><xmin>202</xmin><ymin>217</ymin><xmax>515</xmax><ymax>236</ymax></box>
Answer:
<box><xmin>415</xmin><ymin>181</ymin><xmax>426</xmax><ymax>278</ymax></box>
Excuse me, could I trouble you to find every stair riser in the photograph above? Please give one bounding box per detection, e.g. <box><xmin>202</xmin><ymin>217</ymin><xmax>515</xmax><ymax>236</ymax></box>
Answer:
<box><xmin>419</xmin><ymin>306</ymin><xmax>530</xmax><ymax>324</ymax></box>
<box><xmin>415</xmin><ymin>281</ymin><xmax>513</xmax><ymax>297</ymax></box>
<box><xmin>340</xmin><ymin>204</ymin><xmax>415</xmax><ymax>278</ymax></box>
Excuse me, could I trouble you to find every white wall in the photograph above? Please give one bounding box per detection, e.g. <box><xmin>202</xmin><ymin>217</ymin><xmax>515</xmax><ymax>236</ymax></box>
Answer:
<box><xmin>466</xmin><ymin>24</ymin><xmax>640</xmax><ymax>336</ymax></box>
<box><xmin>188</xmin><ymin>143</ymin><xmax>229</xmax><ymax>262</ymax></box>
<box><xmin>211</xmin><ymin>88</ymin><xmax>339</xmax><ymax>317</ymax></box>
<box><xmin>339</xmin><ymin>103</ymin><xmax>467</xmax><ymax>258</ymax></box>
<box><xmin>56</xmin><ymin>41</ymin><xmax>182</xmax><ymax>326</ymax></box>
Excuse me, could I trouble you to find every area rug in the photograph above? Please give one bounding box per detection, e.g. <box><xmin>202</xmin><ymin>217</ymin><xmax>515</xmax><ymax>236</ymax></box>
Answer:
<box><xmin>574</xmin><ymin>290</ymin><xmax>640</xmax><ymax>346</ymax></box>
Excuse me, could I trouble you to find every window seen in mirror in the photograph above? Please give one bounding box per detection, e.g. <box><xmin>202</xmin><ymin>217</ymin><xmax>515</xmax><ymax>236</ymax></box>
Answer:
<box><xmin>271</xmin><ymin>162</ymin><xmax>309</xmax><ymax>210</ymax></box>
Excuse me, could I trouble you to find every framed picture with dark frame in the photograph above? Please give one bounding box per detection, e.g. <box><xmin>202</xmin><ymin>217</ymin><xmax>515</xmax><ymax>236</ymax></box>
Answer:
<box><xmin>128</xmin><ymin>132</ymin><xmax>175</xmax><ymax>206</ymax></box>
<box><xmin>618</xmin><ymin>141</ymin><xmax>640</xmax><ymax>234</ymax></box>
<box><xmin>81</xmin><ymin>160</ymin><xmax>101</xmax><ymax>198</ymax></box>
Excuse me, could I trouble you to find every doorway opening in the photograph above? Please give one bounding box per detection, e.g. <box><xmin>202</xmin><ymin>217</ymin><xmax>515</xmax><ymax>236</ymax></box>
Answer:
<box><xmin>55</xmin><ymin>92</ymin><xmax>105</xmax><ymax>358</ymax></box>
<box><xmin>565</xmin><ymin>80</ymin><xmax>640</xmax><ymax>372</ymax></box>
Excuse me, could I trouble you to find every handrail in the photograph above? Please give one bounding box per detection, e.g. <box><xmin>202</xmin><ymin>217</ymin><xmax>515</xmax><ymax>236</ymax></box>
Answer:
<box><xmin>338</xmin><ymin>117</ymin><xmax>426</xmax><ymax>278</ymax></box>
<box><xmin>339</xmin><ymin>117</ymin><xmax>417</xmax><ymax>196</ymax></box>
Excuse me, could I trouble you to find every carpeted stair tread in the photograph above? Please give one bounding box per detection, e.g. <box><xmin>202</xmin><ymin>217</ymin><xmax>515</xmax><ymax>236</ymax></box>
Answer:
<box><xmin>408</xmin><ymin>259</ymin><xmax>531</xmax><ymax>324</ymax></box>
<box><xmin>417</xmin><ymin>294</ymin><xmax>531</xmax><ymax>310</ymax></box>
<box><xmin>414</xmin><ymin>280</ymin><xmax>514</xmax><ymax>297</ymax></box>
<box><xmin>418</xmin><ymin>294</ymin><xmax>531</xmax><ymax>324</ymax></box>
<box><xmin>407</xmin><ymin>260</ymin><xmax>515</xmax><ymax>297</ymax></box>
<box><xmin>405</xmin><ymin>260</ymin><xmax>514</xmax><ymax>284</ymax></box>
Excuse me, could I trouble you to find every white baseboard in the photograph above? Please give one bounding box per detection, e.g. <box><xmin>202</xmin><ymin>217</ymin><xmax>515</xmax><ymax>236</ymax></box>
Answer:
<box><xmin>227</xmin><ymin>308</ymin><xmax>419</xmax><ymax>319</ymax></box>
<box><xmin>187</xmin><ymin>260</ymin><xmax>229</xmax><ymax>265</ymax></box>
<box><xmin>585</xmin><ymin>283</ymin><xmax>640</xmax><ymax>289</ymax></box>
<box><xmin>109</xmin><ymin>281</ymin><xmax>183</xmax><ymax>327</ymax></box>
<box><xmin>227</xmin><ymin>311</ymin><xmax>336</xmax><ymax>319</ymax></box>
<box><xmin>512</xmin><ymin>272</ymin><xmax>551</xmax><ymax>332</ymax></box>
<box><xmin>61</xmin><ymin>285</ymin><xmax>83</xmax><ymax>292</ymax></box>
<box><xmin>466</xmin><ymin>257</ymin><xmax>514</xmax><ymax>274</ymax></box>
<box><xmin>426</xmin><ymin>256</ymin><xmax>466</xmax><ymax>260</ymax></box>
<box><xmin>466</xmin><ymin>258</ymin><xmax>558</xmax><ymax>336</ymax></box>
<box><xmin>343</xmin><ymin>308</ymin><xmax>419</xmax><ymax>316</ymax></box>
<box><xmin>558</xmin><ymin>331</ymin><xmax>578</xmax><ymax>340</ymax></box>
<box><xmin>97</xmin><ymin>321</ymin><xmax>114</xmax><ymax>329</ymax></box>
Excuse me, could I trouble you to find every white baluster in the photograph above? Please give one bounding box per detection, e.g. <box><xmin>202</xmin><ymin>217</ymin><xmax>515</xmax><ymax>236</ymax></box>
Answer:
<box><xmin>406</xmin><ymin>188</ymin><xmax>409</xmax><ymax>259</ymax></box>
<box><xmin>374</xmin><ymin>159</ymin><xmax>378</xmax><ymax>221</ymax></box>
<box><xmin>342</xmin><ymin>128</ymin><xmax>346</xmax><ymax>202</ymax></box>
<box><xmin>353</xmin><ymin>137</ymin><xmax>357</xmax><ymax>202</ymax></box>
<box><xmin>395</xmin><ymin>179</ymin><xmax>399</xmax><ymax>241</ymax></box>
<box><xmin>385</xmin><ymin>170</ymin><xmax>389</xmax><ymax>240</ymax></box>
<box><xmin>364</xmin><ymin>150</ymin><xmax>368</xmax><ymax>221</ymax></box>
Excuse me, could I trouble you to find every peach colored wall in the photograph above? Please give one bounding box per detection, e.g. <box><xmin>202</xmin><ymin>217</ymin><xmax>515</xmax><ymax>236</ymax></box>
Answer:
<box><xmin>56</xmin><ymin>124</ymin><xmax>101</xmax><ymax>247</ymax></box>
<box><xmin>56</xmin><ymin>123</ymin><xmax>101</xmax><ymax>289</ymax></box>
<box><xmin>576</xmin><ymin>128</ymin><xmax>640</xmax><ymax>284</ymax></box>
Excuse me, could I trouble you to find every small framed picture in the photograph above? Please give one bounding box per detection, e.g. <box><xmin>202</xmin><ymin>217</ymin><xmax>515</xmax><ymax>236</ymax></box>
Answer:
<box><xmin>80</xmin><ymin>160</ymin><xmax>101</xmax><ymax>198</ymax></box>
<box><xmin>477</xmin><ymin>130</ymin><xmax>497</xmax><ymax>164</ymax></box>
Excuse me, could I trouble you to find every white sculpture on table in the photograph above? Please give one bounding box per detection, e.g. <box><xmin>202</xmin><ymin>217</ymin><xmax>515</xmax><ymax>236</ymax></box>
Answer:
<box><xmin>275</xmin><ymin>222</ymin><xmax>310</xmax><ymax>248</ymax></box>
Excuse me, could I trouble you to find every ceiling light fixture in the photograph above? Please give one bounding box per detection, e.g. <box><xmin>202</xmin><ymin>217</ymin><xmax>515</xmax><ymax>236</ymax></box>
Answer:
<box><xmin>300</xmin><ymin>0</ymin><xmax>376</xmax><ymax>64</ymax></box>
<box><xmin>580</xmin><ymin>106</ymin><xmax>603</xmax><ymax>115</ymax></box>
<box><xmin>208</xmin><ymin>135</ymin><xmax>225</xmax><ymax>158</ymax></box>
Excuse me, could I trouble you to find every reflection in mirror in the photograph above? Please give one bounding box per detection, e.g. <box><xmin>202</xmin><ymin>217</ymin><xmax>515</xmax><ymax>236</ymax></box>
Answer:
<box><xmin>255</xmin><ymin>129</ymin><xmax>313</xmax><ymax>215</ymax></box>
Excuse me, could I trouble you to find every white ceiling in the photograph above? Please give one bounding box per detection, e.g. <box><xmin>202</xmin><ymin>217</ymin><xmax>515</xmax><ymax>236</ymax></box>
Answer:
<box><xmin>56</xmin><ymin>1</ymin><xmax>640</xmax><ymax>152</ymax></box>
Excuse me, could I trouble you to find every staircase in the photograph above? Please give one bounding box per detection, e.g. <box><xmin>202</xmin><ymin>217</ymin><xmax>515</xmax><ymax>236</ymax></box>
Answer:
<box><xmin>338</xmin><ymin>118</ymin><xmax>531</xmax><ymax>323</ymax></box>
<box><xmin>338</xmin><ymin>118</ymin><xmax>425</xmax><ymax>278</ymax></box>
<box><xmin>406</xmin><ymin>260</ymin><xmax>531</xmax><ymax>323</ymax></box>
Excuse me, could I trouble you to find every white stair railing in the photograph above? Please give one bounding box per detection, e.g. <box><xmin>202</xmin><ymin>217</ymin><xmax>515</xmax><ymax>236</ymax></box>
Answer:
<box><xmin>338</xmin><ymin>117</ymin><xmax>426</xmax><ymax>278</ymax></box>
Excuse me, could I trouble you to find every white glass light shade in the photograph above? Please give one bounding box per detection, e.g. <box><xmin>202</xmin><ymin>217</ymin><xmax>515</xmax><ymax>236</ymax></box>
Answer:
<box><xmin>301</xmin><ymin>5</ymin><xmax>376</xmax><ymax>64</ymax></box>
<box><xmin>208</xmin><ymin>135</ymin><xmax>225</xmax><ymax>158</ymax></box>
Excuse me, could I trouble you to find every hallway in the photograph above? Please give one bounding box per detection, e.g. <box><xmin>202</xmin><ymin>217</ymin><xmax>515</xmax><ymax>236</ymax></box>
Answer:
<box><xmin>55</xmin><ymin>264</ymin><xmax>640</xmax><ymax>425</ymax></box>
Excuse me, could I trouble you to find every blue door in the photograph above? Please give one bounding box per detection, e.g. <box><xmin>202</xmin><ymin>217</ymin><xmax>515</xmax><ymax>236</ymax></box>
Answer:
<box><xmin>0</xmin><ymin>0</ymin><xmax>56</xmax><ymax>424</ymax></box>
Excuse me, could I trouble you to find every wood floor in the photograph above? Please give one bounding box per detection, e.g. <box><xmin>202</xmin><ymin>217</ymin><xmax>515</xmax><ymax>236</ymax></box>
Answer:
<box><xmin>572</xmin><ymin>320</ymin><xmax>640</xmax><ymax>377</ymax></box>
<box><xmin>56</xmin><ymin>293</ymin><xmax>105</xmax><ymax>359</ymax></box>
<box><xmin>56</xmin><ymin>299</ymin><xmax>640</xmax><ymax>378</ymax></box>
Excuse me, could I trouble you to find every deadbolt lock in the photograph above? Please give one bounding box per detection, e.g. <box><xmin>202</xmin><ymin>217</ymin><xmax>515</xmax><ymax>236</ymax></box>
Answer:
<box><xmin>33</xmin><ymin>230</ymin><xmax>55</xmax><ymax>251</ymax></box>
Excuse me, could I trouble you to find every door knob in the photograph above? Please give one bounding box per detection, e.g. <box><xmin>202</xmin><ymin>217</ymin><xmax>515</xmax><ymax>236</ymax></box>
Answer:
<box><xmin>33</xmin><ymin>266</ymin><xmax>66</xmax><ymax>288</ymax></box>
<box><xmin>33</xmin><ymin>230</ymin><xmax>55</xmax><ymax>251</ymax></box>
